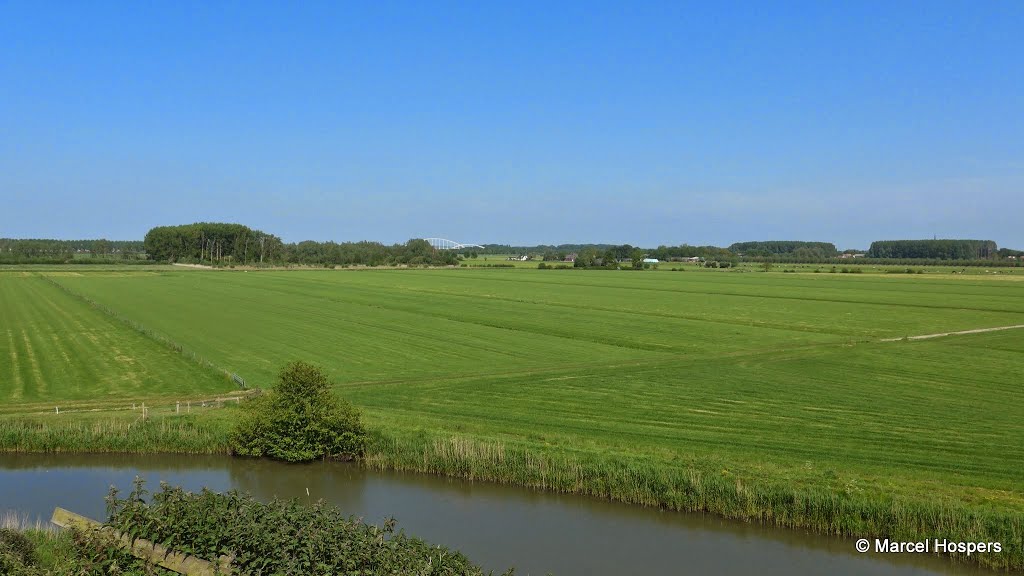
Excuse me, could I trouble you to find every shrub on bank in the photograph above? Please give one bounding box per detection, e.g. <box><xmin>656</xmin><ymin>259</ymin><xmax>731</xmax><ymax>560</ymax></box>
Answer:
<box><xmin>230</xmin><ymin>361</ymin><xmax>366</xmax><ymax>462</ymax></box>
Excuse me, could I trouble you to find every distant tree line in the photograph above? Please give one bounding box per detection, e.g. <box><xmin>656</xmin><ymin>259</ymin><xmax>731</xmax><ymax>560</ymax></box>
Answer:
<box><xmin>144</xmin><ymin>223</ymin><xmax>458</xmax><ymax>266</ymax></box>
<box><xmin>5</xmin><ymin>230</ymin><xmax>1019</xmax><ymax>267</ymax></box>
<box><xmin>867</xmin><ymin>239</ymin><xmax>998</xmax><ymax>260</ymax></box>
<box><xmin>286</xmin><ymin>238</ymin><xmax>458</xmax><ymax>266</ymax></box>
<box><xmin>649</xmin><ymin>245</ymin><xmax>737</xmax><ymax>261</ymax></box>
<box><xmin>480</xmin><ymin>243</ymin><xmax>614</xmax><ymax>256</ymax></box>
<box><xmin>0</xmin><ymin>238</ymin><xmax>145</xmax><ymax>263</ymax></box>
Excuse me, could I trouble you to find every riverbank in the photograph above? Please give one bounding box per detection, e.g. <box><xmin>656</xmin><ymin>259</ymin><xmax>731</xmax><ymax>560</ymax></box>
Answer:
<box><xmin>1</xmin><ymin>415</ymin><xmax>1020</xmax><ymax>572</ymax></box>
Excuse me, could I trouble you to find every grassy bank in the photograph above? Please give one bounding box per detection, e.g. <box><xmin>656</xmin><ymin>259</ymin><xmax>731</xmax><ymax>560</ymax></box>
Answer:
<box><xmin>363</xmin><ymin>429</ymin><xmax>1022</xmax><ymax>572</ymax></box>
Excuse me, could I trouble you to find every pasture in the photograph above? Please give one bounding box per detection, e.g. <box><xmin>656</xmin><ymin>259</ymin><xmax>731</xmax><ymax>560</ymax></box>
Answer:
<box><xmin>3</xmin><ymin>267</ymin><xmax>1024</xmax><ymax>517</ymax></box>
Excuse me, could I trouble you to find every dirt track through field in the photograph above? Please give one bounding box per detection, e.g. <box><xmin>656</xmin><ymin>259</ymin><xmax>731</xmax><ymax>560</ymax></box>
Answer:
<box><xmin>880</xmin><ymin>324</ymin><xmax>1024</xmax><ymax>342</ymax></box>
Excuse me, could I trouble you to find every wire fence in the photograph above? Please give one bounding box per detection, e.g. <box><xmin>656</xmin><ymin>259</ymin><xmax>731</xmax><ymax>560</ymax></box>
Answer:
<box><xmin>38</xmin><ymin>390</ymin><xmax>260</xmax><ymax>419</ymax></box>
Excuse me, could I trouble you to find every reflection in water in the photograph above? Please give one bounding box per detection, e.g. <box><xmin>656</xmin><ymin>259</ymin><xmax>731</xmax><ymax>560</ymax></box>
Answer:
<box><xmin>0</xmin><ymin>454</ymin><xmax>995</xmax><ymax>576</ymax></box>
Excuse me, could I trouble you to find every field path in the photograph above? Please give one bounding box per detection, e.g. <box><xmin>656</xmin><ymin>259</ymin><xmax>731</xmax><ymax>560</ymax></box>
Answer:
<box><xmin>880</xmin><ymin>324</ymin><xmax>1024</xmax><ymax>342</ymax></box>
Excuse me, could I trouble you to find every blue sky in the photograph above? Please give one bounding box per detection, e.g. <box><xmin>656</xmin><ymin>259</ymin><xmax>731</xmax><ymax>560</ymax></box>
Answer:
<box><xmin>1</xmin><ymin>1</ymin><xmax>1021</xmax><ymax>249</ymax></box>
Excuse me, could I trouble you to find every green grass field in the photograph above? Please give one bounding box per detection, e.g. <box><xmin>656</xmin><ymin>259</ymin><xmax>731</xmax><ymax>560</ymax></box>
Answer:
<box><xmin>3</xmin><ymin>267</ymin><xmax>1024</xmax><ymax>567</ymax></box>
<box><xmin>0</xmin><ymin>273</ymin><xmax>231</xmax><ymax>407</ymax></box>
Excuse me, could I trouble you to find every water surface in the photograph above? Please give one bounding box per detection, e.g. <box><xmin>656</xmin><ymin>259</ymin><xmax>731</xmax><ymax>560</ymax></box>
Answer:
<box><xmin>0</xmin><ymin>453</ymin><xmax>998</xmax><ymax>575</ymax></box>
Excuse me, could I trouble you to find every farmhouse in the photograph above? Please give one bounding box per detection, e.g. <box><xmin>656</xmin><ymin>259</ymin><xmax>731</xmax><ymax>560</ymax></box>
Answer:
<box><xmin>643</xmin><ymin>258</ymin><xmax>659</xmax><ymax>263</ymax></box>
<box><xmin>563</xmin><ymin>253</ymin><xmax>577</xmax><ymax>263</ymax></box>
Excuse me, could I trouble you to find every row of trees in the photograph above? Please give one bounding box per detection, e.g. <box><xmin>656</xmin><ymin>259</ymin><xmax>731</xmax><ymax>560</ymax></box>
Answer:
<box><xmin>867</xmin><ymin>239</ymin><xmax>998</xmax><ymax>260</ymax></box>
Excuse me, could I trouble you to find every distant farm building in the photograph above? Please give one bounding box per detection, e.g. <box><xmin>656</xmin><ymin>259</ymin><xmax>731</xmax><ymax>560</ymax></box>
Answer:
<box><xmin>564</xmin><ymin>253</ymin><xmax>577</xmax><ymax>263</ymax></box>
<box><xmin>643</xmin><ymin>258</ymin><xmax>659</xmax><ymax>263</ymax></box>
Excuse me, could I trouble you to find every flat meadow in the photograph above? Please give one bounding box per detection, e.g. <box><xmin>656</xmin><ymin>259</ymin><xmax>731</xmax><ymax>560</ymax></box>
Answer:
<box><xmin>2</xmin><ymin>266</ymin><xmax>1024</xmax><ymax>567</ymax></box>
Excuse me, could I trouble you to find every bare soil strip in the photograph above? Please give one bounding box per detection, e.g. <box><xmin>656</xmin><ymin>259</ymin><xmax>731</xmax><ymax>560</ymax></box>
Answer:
<box><xmin>171</xmin><ymin>262</ymin><xmax>214</xmax><ymax>269</ymax></box>
<box><xmin>880</xmin><ymin>324</ymin><xmax>1024</xmax><ymax>342</ymax></box>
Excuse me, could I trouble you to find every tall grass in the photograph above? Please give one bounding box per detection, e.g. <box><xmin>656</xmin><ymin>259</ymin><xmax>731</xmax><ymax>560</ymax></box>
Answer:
<box><xmin>0</xmin><ymin>511</ymin><xmax>52</xmax><ymax>532</ymax></box>
<box><xmin>0</xmin><ymin>417</ymin><xmax>231</xmax><ymax>454</ymax></box>
<box><xmin>364</xmin><ymin>429</ymin><xmax>1024</xmax><ymax>572</ymax></box>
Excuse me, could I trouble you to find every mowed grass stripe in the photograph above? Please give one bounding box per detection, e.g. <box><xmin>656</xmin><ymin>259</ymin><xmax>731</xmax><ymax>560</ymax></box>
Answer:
<box><xmin>5</xmin><ymin>328</ymin><xmax>24</xmax><ymax>400</ymax></box>
<box><xmin>19</xmin><ymin>328</ymin><xmax>47</xmax><ymax>397</ymax></box>
<box><xmin>0</xmin><ymin>275</ymin><xmax>231</xmax><ymax>402</ymax></box>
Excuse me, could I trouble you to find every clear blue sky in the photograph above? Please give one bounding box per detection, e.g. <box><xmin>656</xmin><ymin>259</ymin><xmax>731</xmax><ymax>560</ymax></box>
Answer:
<box><xmin>2</xmin><ymin>1</ymin><xmax>1021</xmax><ymax>249</ymax></box>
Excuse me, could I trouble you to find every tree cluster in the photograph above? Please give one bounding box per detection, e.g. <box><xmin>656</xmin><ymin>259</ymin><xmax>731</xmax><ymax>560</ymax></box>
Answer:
<box><xmin>144</xmin><ymin>223</ymin><xmax>459</xmax><ymax>266</ymax></box>
<box><xmin>144</xmin><ymin>223</ymin><xmax>284</xmax><ymax>264</ymax></box>
<box><xmin>867</xmin><ymin>239</ymin><xmax>998</xmax><ymax>260</ymax></box>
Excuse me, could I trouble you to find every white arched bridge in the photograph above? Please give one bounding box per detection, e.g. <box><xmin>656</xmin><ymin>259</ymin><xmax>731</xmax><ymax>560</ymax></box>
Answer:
<box><xmin>425</xmin><ymin>238</ymin><xmax>485</xmax><ymax>250</ymax></box>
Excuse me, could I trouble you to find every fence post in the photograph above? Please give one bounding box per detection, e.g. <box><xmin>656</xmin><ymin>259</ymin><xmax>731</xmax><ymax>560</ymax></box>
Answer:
<box><xmin>176</xmin><ymin>402</ymin><xmax>180</xmax><ymax>414</ymax></box>
<box><xmin>55</xmin><ymin>406</ymin><xmax>59</xmax><ymax>415</ymax></box>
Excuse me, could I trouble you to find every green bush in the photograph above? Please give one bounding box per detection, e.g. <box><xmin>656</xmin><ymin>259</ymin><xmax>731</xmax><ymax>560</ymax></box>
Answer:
<box><xmin>231</xmin><ymin>361</ymin><xmax>366</xmax><ymax>462</ymax></box>
<box><xmin>103</xmin><ymin>480</ymin><xmax>504</xmax><ymax>576</ymax></box>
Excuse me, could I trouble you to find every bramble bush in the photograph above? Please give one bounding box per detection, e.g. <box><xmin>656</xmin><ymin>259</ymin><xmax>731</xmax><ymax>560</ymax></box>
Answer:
<box><xmin>104</xmin><ymin>480</ymin><xmax>508</xmax><ymax>575</ymax></box>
